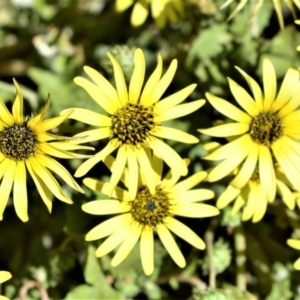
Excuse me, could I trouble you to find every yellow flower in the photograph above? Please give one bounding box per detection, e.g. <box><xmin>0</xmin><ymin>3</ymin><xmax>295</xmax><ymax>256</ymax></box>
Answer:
<box><xmin>82</xmin><ymin>155</ymin><xmax>219</xmax><ymax>276</ymax></box>
<box><xmin>65</xmin><ymin>48</ymin><xmax>204</xmax><ymax>199</ymax></box>
<box><xmin>217</xmin><ymin>165</ymin><xmax>295</xmax><ymax>223</ymax></box>
<box><xmin>0</xmin><ymin>271</ymin><xmax>11</xmax><ymax>300</ymax></box>
<box><xmin>115</xmin><ymin>0</ymin><xmax>184</xmax><ymax>28</ymax></box>
<box><xmin>0</xmin><ymin>79</ymin><xmax>91</xmax><ymax>222</ymax></box>
<box><xmin>221</xmin><ymin>0</ymin><xmax>300</xmax><ymax>30</ymax></box>
<box><xmin>287</xmin><ymin>239</ymin><xmax>300</xmax><ymax>270</ymax></box>
<box><xmin>199</xmin><ymin>59</ymin><xmax>300</xmax><ymax>204</ymax></box>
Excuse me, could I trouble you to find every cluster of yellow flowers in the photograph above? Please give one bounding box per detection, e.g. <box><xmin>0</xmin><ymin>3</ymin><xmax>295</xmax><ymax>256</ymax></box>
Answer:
<box><xmin>2</xmin><ymin>0</ymin><xmax>300</xmax><ymax>295</ymax></box>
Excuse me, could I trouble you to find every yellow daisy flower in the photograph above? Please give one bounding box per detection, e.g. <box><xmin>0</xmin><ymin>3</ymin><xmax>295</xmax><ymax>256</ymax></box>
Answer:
<box><xmin>82</xmin><ymin>155</ymin><xmax>219</xmax><ymax>276</ymax></box>
<box><xmin>0</xmin><ymin>271</ymin><xmax>11</xmax><ymax>300</ymax></box>
<box><xmin>287</xmin><ymin>239</ymin><xmax>300</xmax><ymax>270</ymax></box>
<box><xmin>217</xmin><ymin>166</ymin><xmax>295</xmax><ymax>223</ymax></box>
<box><xmin>199</xmin><ymin>59</ymin><xmax>300</xmax><ymax>204</ymax></box>
<box><xmin>64</xmin><ymin>48</ymin><xmax>204</xmax><ymax>199</ymax></box>
<box><xmin>221</xmin><ymin>0</ymin><xmax>300</xmax><ymax>30</ymax></box>
<box><xmin>0</xmin><ymin>79</ymin><xmax>92</xmax><ymax>222</ymax></box>
<box><xmin>115</xmin><ymin>0</ymin><xmax>184</xmax><ymax>28</ymax></box>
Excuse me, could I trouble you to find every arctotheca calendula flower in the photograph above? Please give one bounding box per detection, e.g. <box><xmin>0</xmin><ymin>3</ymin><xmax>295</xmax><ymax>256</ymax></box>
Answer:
<box><xmin>0</xmin><ymin>271</ymin><xmax>12</xmax><ymax>300</ymax></box>
<box><xmin>287</xmin><ymin>239</ymin><xmax>300</xmax><ymax>270</ymax></box>
<box><xmin>82</xmin><ymin>154</ymin><xmax>219</xmax><ymax>276</ymax></box>
<box><xmin>199</xmin><ymin>59</ymin><xmax>300</xmax><ymax>204</ymax></box>
<box><xmin>115</xmin><ymin>0</ymin><xmax>184</xmax><ymax>28</ymax></box>
<box><xmin>64</xmin><ymin>48</ymin><xmax>204</xmax><ymax>199</ymax></box>
<box><xmin>0</xmin><ymin>79</ymin><xmax>92</xmax><ymax>222</ymax></box>
<box><xmin>221</xmin><ymin>0</ymin><xmax>300</xmax><ymax>30</ymax></box>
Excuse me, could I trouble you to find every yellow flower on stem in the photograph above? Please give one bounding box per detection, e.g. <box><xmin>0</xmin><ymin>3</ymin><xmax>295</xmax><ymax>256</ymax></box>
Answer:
<box><xmin>82</xmin><ymin>154</ymin><xmax>219</xmax><ymax>276</ymax></box>
<box><xmin>221</xmin><ymin>0</ymin><xmax>300</xmax><ymax>30</ymax></box>
<box><xmin>199</xmin><ymin>59</ymin><xmax>300</xmax><ymax>204</ymax></box>
<box><xmin>115</xmin><ymin>0</ymin><xmax>184</xmax><ymax>28</ymax></box>
<box><xmin>0</xmin><ymin>271</ymin><xmax>12</xmax><ymax>300</ymax></box>
<box><xmin>0</xmin><ymin>79</ymin><xmax>92</xmax><ymax>222</ymax></box>
<box><xmin>64</xmin><ymin>48</ymin><xmax>204</xmax><ymax>199</ymax></box>
<box><xmin>287</xmin><ymin>239</ymin><xmax>300</xmax><ymax>270</ymax></box>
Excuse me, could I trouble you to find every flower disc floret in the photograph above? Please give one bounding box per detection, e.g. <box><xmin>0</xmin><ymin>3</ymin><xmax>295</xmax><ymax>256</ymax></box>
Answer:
<box><xmin>0</xmin><ymin>123</ymin><xmax>36</xmax><ymax>160</ymax></box>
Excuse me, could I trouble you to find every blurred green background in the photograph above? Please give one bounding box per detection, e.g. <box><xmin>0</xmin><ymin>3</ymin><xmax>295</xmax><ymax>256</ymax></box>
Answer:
<box><xmin>1</xmin><ymin>0</ymin><xmax>300</xmax><ymax>299</ymax></box>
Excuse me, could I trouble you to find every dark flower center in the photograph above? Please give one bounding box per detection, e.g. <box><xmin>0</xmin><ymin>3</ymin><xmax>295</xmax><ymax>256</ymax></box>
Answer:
<box><xmin>111</xmin><ymin>104</ymin><xmax>155</xmax><ymax>146</ymax></box>
<box><xmin>0</xmin><ymin>123</ymin><xmax>36</xmax><ymax>160</ymax></box>
<box><xmin>131</xmin><ymin>186</ymin><xmax>170</xmax><ymax>227</ymax></box>
<box><xmin>249</xmin><ymin>112</ymin><xmax>283</xmax><ymax>146</ymax></box>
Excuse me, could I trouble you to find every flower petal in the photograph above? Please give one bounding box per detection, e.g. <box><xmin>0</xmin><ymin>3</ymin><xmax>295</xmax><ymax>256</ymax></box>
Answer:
<box><xmin>85</xmin><ymin>214</ymin><xmax>131</xmax><ymax>241</ymax></box>
<box><xmin>149</xmin><ymin>137</ymin><xmax>187</xmax><ymax>176</ymax></box>
<box><xmin>111</xmin><ymin>222</ymin><xmax>141</xmax><ymax>266</ymax></box>
<box><xmin>131</xmin><ymin>0</ymin><xmax>149</xmax><ymax>26</ymax></box>
<box><xmin>199</xmin><ymin>123</ymin><xmax>249</xmax><ymax>137</ymax></box>
<box><xmin>13</xmin><ymin>161</ymin><xmax>28</xmax><ymax>222</ymax></box>
<box><xmin>165</xmin><ymin>217</ymin><xmax>206</xmax><ymax>249</ymax></box>
<box><xmin>129</xmin><ymin>49</ymin><xmax>145</xmax><ymax>104</ymax></box>
<box><xmin>73</xmin><ymin>127</ymin><xmax>111</xmax><ymax>144</ymax></box>
<box><xmin>152</xmin><ymin>126</ymin><xmax>199</xmax><ymax>143</ymax></box>
<box><xmin>157</xmin><ymin>224</ymin><xmax>186</xmax><ymax>268</ymax></box>
<box><xmin>140</xmin><ymin>227</ymin><xmax>154</xmax><ymax>276</ymax></box>
<box><xmin>12</xmin><ymin>79</ymin><xmax>24</xmax><ymax>124</ymax></box>
<box><xmin>108</xmin><ymin>52</ymin><xmax>128</xmax><ymax>106</ymax></box>
<box><xmin>127</xmin><ymin>148</ymin><xmax>139</xmax><ymax>199</ymax></box>
<box><xmin>176</xmin><ymin>189</ymin><xmax>215</xmax><ymax>203</ymax></box>
<box><xmin>263</xmin><ymin>59</ymin><xmax>277</xmax><ymax>111</ymax></box>
<box><xmin>252</xmin><ymin>185</ymin><xmax>267</xmax><ymax>223</ymax></box>
<box><xmin>217</xmin><ymin>185</ymin><xmax>240</xmax><ymax>209</ymax></box>
<box><xmin>155</xmin><ymin>100</ymin><xmax>205</xmax><ymax>122</ymax></box>
<box><xmin>276</xmin><ymin>179</ymin><xmax>295</xmax><ymax>210</ymax></box>
<box><xmin>0</xmin><ymin>271</ymin><xmax>12</xmax><ymax>284</ymax></box>
<box><xmin>205</xmin><ymin>92</ymin><xmax>252</xmax><ymax>123</ymax></box>
<box><xmin>287</xmin><ymin>239</ymin><xmax>300</xmax><ymax>250</ymax></box>
<box><xmin>172</xmin><ymin>171</ymin><xmax>207</xmax><ymax>194</ymax></box>
<box><xmin>172</xmin><ymin>203</ymin><xmax>219</xmax><ymax>218</ymax></box>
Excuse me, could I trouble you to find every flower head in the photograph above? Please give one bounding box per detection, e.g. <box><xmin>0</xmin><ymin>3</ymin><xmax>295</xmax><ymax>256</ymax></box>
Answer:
<box><xmin>115</xmin><ymin>0</ymin><xmax>184</xmax><ymax>28</ymax></box>
<box><xmin>199</xmin><ymin>59</ymin><xmax>300</xmax><ymax>204</ymax></box>
<box><xmin>287</xmin><ymin>239</ymin><xmax>300</xmax><ymax>270</ymax></box>
<box><xmin>221</xmin><ymin>0</ymin><xmax>300</xmax><ymax>30</ymax></box>
<box><xmin>0</xmin><ymin>271</ymin><xmax>12</xmax><ymax>300</ymax></box>
<box><xmin>217</xmin><ymin>165</ymin><xmax>295</xmax><ymax>223</ymax></box>
<box><xmin>65</xmin><ymin>48</ymin><xmax>204</xmax><ymax>199</ymax></box>
<box><xmin>82</xmin><ymin>155</ymin><xmax>219</xmax><ymax>276</ymax></box>
<box><xmin>0</xmin><ymin>79</ymin><xmax>91</xmax><ymax>222</ymax></box>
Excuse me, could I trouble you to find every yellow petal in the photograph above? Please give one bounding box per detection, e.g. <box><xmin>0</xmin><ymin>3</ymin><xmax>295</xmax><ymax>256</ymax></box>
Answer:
<box><xmin>108</xmin><ymin>52</ymin><xmax>128</xmax><ymax>106</ymax></box>
<box><xmin>111</xmin><ymin>223</ymin><xmax>141</xmax><ymax>266</ymax></box>
<box><xmin>131</xmin><ymin>0</ymin><xmax>149</xmax><ymax>26</ymax></box>
<box><xmin>0</xmin><ymin>97</ymin><xmax>14</xmax><ymax>126</ymax></box>
<box><xmin>242</xmin><ymin>187</ymin><xmax>257</xmax><ymax>221</ymax></box>
<box><xmin>115</xmin><ymin>0</ymin><xmax>133</xmax><ymax>11</ymax></box>
<box><xmin>165</xmin><ymin>217</ymin><xmax>205</xmax><ymax>249</ymax></box>
<box><xmin>85</xmin><ymin>214</ymin><xmax>131</xmax><ymax>241</ymax></box>
<box><xmin>199</xmin><ymin>123</ymin><xmax>249</xmax><ymax>137</ymax></box>
<box><xmin>252</xmin><ymin>185</ymin><xmax>267</xmax><ymax>223</ymax></box>
<box><xmin>95</xmin><ymin>226</ymin><xmax>129</xmax><ymax>257</ymax></box>
<box><xmin>273</xmin><ymin>0</ymin><xmax>284</xmax><ymax>30</ymax></box>
<box><xmin>217</xmin><ymin>185</ymin><xmax>240</xmax><ymax>209</ymax></box>
<box><xmin>129</xmin><ymin>49</ymin><xmax>145</xmax><ymax>104</ymax></box>
<box><xmin>263</xmin><ymin>59</ymin><xmax>276</xmax><ymax>111</ymax></box>
<box><xmin>13</xmin><ymin>161</ymin><xmax>28</xmax><ymax>222</ymax></box>
<box><xmin>278</xmin><ymin>84</ymin><xmax>300</xmax><ymax>118</ymax></box>
<box><xmin>259</xmin><ymin>146</ymin><xmax>276</xmax><ymax>202</ymax></box>
<box><xmin>140</xmin><ymin>227</ymin><xmax>154</xmax><ymax>276</ymax></box>
<box><xmin>230</xmin><ymin>142</ymin><xmax>259</xmax><ymax>189</ymax></box>
<box><xmin>0</xmin><ymin>160</ymin><xmax>16</xmax><ymax>220</ymax></box>
<box><xmin>293</xmin><ymin>257</ymin><xmax>300</xmax><ymax>270</ymax></box>
<box><xmin>127</xmin><ymin>149</ymin><xmax>139</xmax><ymax>199</ymax></box>
<box><xmin>0</xmin><ymin>271</ymin><xmax>12</xmax><ymax>284</ymax></box>
<box><xmin>149</xmin><ymin>137</ymin><xmax>188</xmax><ymax>176</ymax></box>
<box><xmin>26</xmin><ymin>159</ymin><xmax>53</xmax><ymax>212</ymax></box>
<box><xmin>172</xmin><ymin>203</ymin><xmax>219</xmax><ymax>218</ymax></box>
<box><xmin>83</xmin><ymin>66</ymin><xmax>121</xmax><ymax>109</ymax></box>
<box><xmin>75</xmin><ymin>141</ymin><xmax>119</xmax><ymax>177</ymax></box>
<box><xmin>140</xmin><ymin>54</ymin><xmax>162</xmax><ymax>105</ymax></box>
<box><xmin>155</xmin><ymin>100</ymin><xmax>205</xmax><ymax>122</ymax></box>
<box><xmin>228</xmin><ymin>77</ymin><xmax>259</xmax><ymax>117</ymax></box>
<box><xmin>74</xmin><ymin>77</ymin><xmax>117</xmax><ymax>114</ymax></box>
<box><xmin>276</xmin><ymin>179</ymin><xmax>295</xmax><ymax>210</ymax></box>
<box><xmin>73</xmin><ymin>127</ymin><xmax>111</xmax><ymax>144</ymax></box>
<box><xmin>287</xmin><ymin>239</ymin><xmax>300</xmax><ymax>250</ymax></box>
<box><xmin>148</xmin><ymin>59</ymin><xmax>177</xmax><ymax>106</ymax></box>
<box><xmin>108</xmin><ymin>147</ymin><xmax>128</xmax><ymax>197</ymax></box>
<box><xmin>176</xmin><ymin>189</ymin><xmax>215</xmax><ymax>203</ymax></box>
<box><xmin>272</xmin><ymin>67</ymin><xmax>300</xmax><ymax>112</ymax></box>
<box><xmin>157</xmin><ymin>224</ymin><xmax>186</xmax><ymax>268</ymax></box>
<box><xmin>27</xmin><ymin>97</ymin><xmax>50</xmax><ymax>128</ymax></box>
<box><xmin>205</xmin><ymin>92</ymin><xmax>252</xmax><ymax>123</ymax></box>
<box><xmin>152</xmin><ymin>126</ymin><xmax>199</xmax><ymax>143</ymax></box>
<box><xmin>12</xmin><ymin>79</ymin><xmax>24</xmax><ymax>124</ymax></box>
<box><xmin>172</xmin><ymin>171</ymin><xmax>207</xmax><ymax>194</ymax></box>
<box><xmin>155</xmin><ymin>84</ymin><xmax>197</xmax><ymax>112</ymax></box>
<box><xmin>232</xmin><ymin>195</ymin><xmax>245</xmax><ymax>215</ymax></box>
